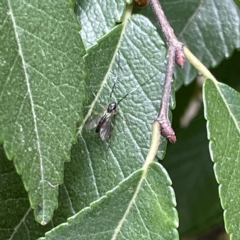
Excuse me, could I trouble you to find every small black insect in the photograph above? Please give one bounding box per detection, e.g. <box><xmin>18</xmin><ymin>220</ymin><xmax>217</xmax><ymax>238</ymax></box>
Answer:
<box><xmin>85</xmin><ymin>63</ymin><xmax>159</xmax><ymax>140</ymax></box>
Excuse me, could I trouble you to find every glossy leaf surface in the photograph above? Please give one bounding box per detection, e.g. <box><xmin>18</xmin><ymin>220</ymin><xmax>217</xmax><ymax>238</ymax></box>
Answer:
<box><xmin>42</xmin><ymin>163</ymin><xmax>178</xmax><ymax>240</ymax></box>
<box><xmin>0</xmin><ymin>0</ymin><xmax>86</xmax><ymax>224</ymax></box>
<box><xmin>137</xmin><ymin>0</ymin><xmax>240</xmax><ymax>88</ymax></box>
<box><xmin>203</xmin><ymin>79</ymin><xmax>240</xmax><ymax>239</ymax></box>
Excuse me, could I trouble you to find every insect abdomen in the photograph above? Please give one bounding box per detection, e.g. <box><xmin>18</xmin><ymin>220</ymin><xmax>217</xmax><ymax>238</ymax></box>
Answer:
<box><xmin>95</xmin><ymin>117</ymin><xmax>106</xmax><ymax>133</ymax></box>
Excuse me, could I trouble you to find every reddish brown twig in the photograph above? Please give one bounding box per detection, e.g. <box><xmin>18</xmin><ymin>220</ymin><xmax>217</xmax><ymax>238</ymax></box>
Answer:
<box><xmin>148</xmin><ymin>0</ymin><xmax>185</xmax><ymax>143</ymax></box>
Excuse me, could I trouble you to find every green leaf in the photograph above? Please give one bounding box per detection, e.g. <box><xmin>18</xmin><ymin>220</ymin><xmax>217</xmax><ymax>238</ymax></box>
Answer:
<box><xmin>41</xmin><ymin>163</ymin><xmax>178</xmax><ymax>240</ymax></box>
<box><xmin>75</xmin><ymin>0</ymin><xmax>132</xmax><ymax>49</ymax></box>
<box><xmin>233</xmin><ymin>0</ymin><xmax>240</xmax><ymax>8</ymax></box>
<box><xmin>171</xmin><ymin>0</ymin><xmax>240</xmax><ymax>87</ymax></box>
<box><xmin>137</xmin><ymin>0</ymin><xmax>240</xmax><ymax>88</ymax></box>
<box><xmin>0</xmin><ymin>145</ymin><xmax>53</xmax><ymax>239</ymax></box>
<box><xmin>75</xmin><ymin>9</ymin><xmax>170</xmax><ymax>209</ymax></box>
<box><xmin>0</xmin><ymin>1</ymin><xmax>86</xmax><ymax>224</ymax></box>
<box><xmin>203</xmin><ymin>78</ymin><xmax>240</xmax><ymax>239</ymax></box>
<box><xmin>47</xmin><ymin>6</ymin><xmax>178</xmax><ymax>239</ymax></box>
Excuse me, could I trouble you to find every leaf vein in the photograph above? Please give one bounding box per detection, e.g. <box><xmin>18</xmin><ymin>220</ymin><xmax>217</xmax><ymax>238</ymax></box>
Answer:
<box><xmin>80</xmin><ymin>135</ymin><xmax>100</xmax><ymax>198</ymax></box>
<box><xmin>16</xmin><ymin>25</ymin><xmax>73</xmax><ymax>64</ymax></box>
<box><xmin>134</xmin><ymin>202</ymin><xmax>151</xmax><ymax>238</ymax></box>
<box><xmin>0</xmin><ymin>54</ymin><xmax>19</xmax><ymax>100</ymax></box>
<box><xmin>8</xmin><ymin>0</ymin><xmax>46</xmax><ymax>219</ymax></box>
<box><xmin>178</xmin><ymin>0</ymin><xmax>205</xmax><ymax>39</ymax></box>
<box><xmin>8</xmin><ymin>207</ymin><xmax>31</xmax><ymax>240</ymax></box>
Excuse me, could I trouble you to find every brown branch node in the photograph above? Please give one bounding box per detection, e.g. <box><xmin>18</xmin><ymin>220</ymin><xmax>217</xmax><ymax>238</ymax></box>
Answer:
<box><xmin>148</xmin><ymin>0</ymin><xmax>185</xmax><ymax>143</ymax></box>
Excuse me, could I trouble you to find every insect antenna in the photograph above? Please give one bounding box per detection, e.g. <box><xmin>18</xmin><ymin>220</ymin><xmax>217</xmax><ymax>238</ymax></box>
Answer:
<box><xmin>117</xmin><ymin>71</ymin><xmax>160</xmax><ymax>105</ymax></box>
<box><xmin>109</xmin><ymin>76</ymin><xmax>118</xmax><ymax>99</ymax></box>
<box><xmin>109</xmin><ymin>52</ymin><xmax>123</xmax><ymax>99</ymax></box>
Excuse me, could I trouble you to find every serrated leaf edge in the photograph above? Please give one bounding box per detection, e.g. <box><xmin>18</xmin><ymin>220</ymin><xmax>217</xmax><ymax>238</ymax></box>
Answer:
<box><xmin>203</xmin><ymin>78</ymin><xmax>240</xmax><ymax>237</ymax></box>
<box><xmin>42</xmin><ymin>160</ymin><xmax>177</xmax><ymax>239</ymax></box>
<box><xmin>204</xmin><ymin>79</ymin><xmax>240</xmax><ymax>146</ymax></box>
<box><xmin>7</xmin><ymin>1</ymin><xmax>48</xmax><ymax>224</ymax></box>
<box><xmin>77</xmin><ymin>4</ymin><xmax>133</xmax><ymax>135</ymax></box>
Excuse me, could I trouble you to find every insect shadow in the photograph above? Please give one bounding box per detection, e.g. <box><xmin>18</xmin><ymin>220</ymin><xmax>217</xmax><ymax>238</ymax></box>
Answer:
<box><xmin>84</xmin><ymin>65</ymin><xmax>160</xmax><ymax>141</ymax></box>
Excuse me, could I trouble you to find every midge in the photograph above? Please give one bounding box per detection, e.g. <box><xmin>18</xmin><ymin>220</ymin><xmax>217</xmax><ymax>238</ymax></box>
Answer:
<box><xmin>84</xmin><ymin>70</ymin><xmax>159</xmax><ymax>140</ymax></box>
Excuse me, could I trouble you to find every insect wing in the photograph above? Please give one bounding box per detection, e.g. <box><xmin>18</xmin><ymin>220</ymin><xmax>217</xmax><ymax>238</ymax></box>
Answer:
<box><xmin>84</xmin><ymin>107</ymin><xmax>107</xmax><ymax>130</ymax></box>
<box><xmin>99</xmin><ymin>112</ymin><xmax>114</xmax><ymax>140</ymax></box>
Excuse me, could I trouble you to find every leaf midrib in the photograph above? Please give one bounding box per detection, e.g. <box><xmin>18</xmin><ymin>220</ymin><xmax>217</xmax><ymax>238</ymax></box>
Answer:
<box><xmin>215</xmin><ymin>81</ymin><xmax>240</xmax><ymax>135</ymax></box>
<box><xmin>77</xmin><ymin>4</ymin><xmax>133</xmax><ymax>135</ymax></box>
<box><xmin>7</xmin><ymin>0</ymin><xmax>45</xmax><ymax>217</ymax></box>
